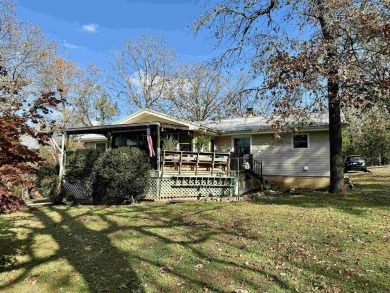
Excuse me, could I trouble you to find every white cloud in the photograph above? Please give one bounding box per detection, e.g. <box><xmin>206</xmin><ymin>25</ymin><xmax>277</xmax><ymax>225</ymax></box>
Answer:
<box><xmin>82</xmin><ymin>23</ymin><xmax>99</xmax><ymax>33</ymax></box>
<box><xmin>64</xmin><ymin>41</ymin><xmax>82</xmax><ymax>49</ymax></box>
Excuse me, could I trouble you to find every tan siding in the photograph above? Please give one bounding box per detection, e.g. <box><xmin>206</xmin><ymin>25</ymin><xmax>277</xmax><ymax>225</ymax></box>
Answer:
<box><xmin>83</xmin><ymin>142</ymin><xmax>96</xmax><ymax>149</ymax></box>
<box><xmin>251</xmin><ymin>131</ymin><xmax>330</xmax><ymax>177</ymax></box>
<box><xmin>215</xmin><ymin>136</ymin><xmax>232</xmax><ymax>152</ymax></box>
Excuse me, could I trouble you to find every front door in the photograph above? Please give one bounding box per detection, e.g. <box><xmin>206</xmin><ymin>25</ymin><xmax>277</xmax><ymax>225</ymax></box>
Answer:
<box><xmin>233</xmin><ymin>137</ymin><xmax>251</xmax><ymax>157</ymax></box>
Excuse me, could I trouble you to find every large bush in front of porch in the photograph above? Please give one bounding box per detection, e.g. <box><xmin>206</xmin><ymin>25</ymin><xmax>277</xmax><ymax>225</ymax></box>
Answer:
<box><xmin>89</xmin><ymin>147</ymin><xmax>150</xmax><ymax>203</ymax></box>
<box><xmin>65</xmin><ymin>149</ymin><xmax>102</xmax><ymax>184</ymax></box>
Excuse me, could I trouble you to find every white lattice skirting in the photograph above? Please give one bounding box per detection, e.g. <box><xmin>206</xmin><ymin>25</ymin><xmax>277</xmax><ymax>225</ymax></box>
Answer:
<box><xmin>145</xmin><ymin>176</ymin><xmax>234</xmax><ymax>200</ymax></box>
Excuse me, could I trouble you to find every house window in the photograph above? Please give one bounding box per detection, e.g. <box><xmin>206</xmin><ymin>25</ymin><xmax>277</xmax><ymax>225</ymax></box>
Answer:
<box><xmin>293</xmin><ymin>134</ymin><xmax>309</xmax><ymax>149</ymax></box>
<box><xmin>179</xmin><ymin>133</ymin><xmax>192</xmax><ymax>151</ymax></box>
<box><xmin>96</xmin><ymin>142</ymin><xmax>107</xmax><ymax>151</ymax></box>
<box><xmin>179</xmin><ymin>143</ymin><xmax>191</xmax><ymax>151</ymax></box>
<box><xmin>233</xmin><ymin>137</ymin><xmax>250</xmax><ymax>156</ymax></box>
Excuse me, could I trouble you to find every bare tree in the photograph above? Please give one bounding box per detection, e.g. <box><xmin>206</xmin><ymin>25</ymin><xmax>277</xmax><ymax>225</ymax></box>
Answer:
<box><xmin>111</xmin><ymin>34</ymin><xmax>178</xmax><ymax>112</ymax></box>
<box><xmin>194</xmin><ymin>0</ymin><xmax>389</xmax><ymax>193</ymax></box>
<box><xmin>162</xmin><ymin>62</ymin><xmax>251</xmax><ymax>121</ymax></box>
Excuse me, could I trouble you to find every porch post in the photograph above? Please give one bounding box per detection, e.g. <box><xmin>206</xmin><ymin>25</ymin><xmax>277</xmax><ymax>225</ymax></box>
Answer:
<box><xmin>58</xmin><ymin>132</ymin><xmax>68</xmax><ymax>181</ymax></box>
<box><xmin>156</xmin><ymin>125</ymin><xmax>161</xmax><ymax>171</ymax></box>
<box><xmin>107</xmin><ymin>131</ymin><xmax>112</xmax><ymax>150</ymax></box>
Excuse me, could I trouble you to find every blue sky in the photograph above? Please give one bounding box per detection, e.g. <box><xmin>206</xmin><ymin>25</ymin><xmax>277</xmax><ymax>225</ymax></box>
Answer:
<box><xmin>14</xmin><ymin>0</ymin><xmax>215</xmax><ymax>69</ymax></box>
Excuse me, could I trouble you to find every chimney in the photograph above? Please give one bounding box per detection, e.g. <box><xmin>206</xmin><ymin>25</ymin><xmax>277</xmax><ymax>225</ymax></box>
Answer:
<box><xmin>245</xmin><ymin>107</ymin><xmax>255</xmax><ymax>118</ymax></box>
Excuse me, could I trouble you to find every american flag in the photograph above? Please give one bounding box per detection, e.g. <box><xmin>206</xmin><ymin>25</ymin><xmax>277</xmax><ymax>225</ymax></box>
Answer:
<box><xmin>146</xmin><ymin>127</ymin><xmax>155</xmax><ymax>157</ymax></box>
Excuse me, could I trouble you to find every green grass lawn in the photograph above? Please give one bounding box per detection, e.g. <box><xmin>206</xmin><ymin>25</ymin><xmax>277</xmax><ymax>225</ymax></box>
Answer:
<box><xmin>1</xmin><ymin>168</ymin><xmax>389</xmax><ymax>292</ymax></box>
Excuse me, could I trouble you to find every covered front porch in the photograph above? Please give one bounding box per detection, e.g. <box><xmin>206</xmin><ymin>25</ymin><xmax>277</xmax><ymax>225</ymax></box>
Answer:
<box><xmin>59</xmin><ymin>122</ymin><xmax>224</xmax><ymax>175</ymax></box>
<box><xmin>59</xmin><ymin>122</ymin><xmax>235</xmax><ymax>201</ymax></box>
<box><xmin>58</xmin><ymin>109</ymin><xmax>266</xmax><ymax>201</ymax></box>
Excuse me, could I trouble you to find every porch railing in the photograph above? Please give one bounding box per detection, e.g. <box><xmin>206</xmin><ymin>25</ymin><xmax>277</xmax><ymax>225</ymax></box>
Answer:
<box><xmin>161</xmin><ymin>151</ymin><xmax>231</xmax><ymax>176</ymax></box>
<box><xmin>230</xmin><ymin>154</ymin><xmax>263</xmax><ymax>183</ymax></box>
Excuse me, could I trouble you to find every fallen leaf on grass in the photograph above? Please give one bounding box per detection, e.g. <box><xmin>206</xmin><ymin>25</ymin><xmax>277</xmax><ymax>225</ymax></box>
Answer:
<box><xmin>194</xmin><ymin>263</ymin><xmax>203</xmax><ymax>270</ymax></box>
<box><xmin>233</xmin><ymin>289</ymin><xmax>249</xmax><ymax>293</ymax></box>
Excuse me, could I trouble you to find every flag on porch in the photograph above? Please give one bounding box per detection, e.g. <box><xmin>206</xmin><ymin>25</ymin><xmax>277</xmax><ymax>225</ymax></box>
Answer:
<box><xmin>146</xmin><ymin>127</ymin><xmax>155</xmax><ymax>157</ymax></box>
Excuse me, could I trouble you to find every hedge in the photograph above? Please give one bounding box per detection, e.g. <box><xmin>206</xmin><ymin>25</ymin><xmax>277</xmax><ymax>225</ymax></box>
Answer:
<box><xmin>88</xmin><ymin>147</ymin><xmax>150</xmax><ymax>203</ymax></box>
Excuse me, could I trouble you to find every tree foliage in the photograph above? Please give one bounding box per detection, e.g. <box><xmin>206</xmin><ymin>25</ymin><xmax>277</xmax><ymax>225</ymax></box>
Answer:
<box><xmin>343</xmin><ymin>107</ymin><xmax>390</xmax><ymax>165</ymax></box>
<box><xmin>71</xmin><ymin>64</ymin><xmax>118</xmax><ymax>126</ymax></box>
<box><xmin>194</xmin><ymin>0</ymin><xmax>389</xmax><ymax>192</ymax></box>
<box><xmin>0</xmin><ymin>0</ymin><xmax>63</xmax><ymax>207</ymax></box>
<box><xmin>43</xmin><ymin>58</ymin><xmax>118</xmax><ymax>128</ymax></box>
<box><xmin>40</xmin><ymin>57</ymin><xmax>78</xmax><ymax>128</ymax></box>
<box><xmin>0</xmin><ymin>185</ymin><xmax>24</xmax><ymax>214</ymax></box>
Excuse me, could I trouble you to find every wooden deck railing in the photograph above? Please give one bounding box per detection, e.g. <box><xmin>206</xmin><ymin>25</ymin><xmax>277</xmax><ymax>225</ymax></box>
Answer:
<box><xmin>230</xmin><ymin>154</ymin><xmax>264</xmax><ymax>183</ymax></box>
<box><xmin>162</xmin><ymin>151</ymin><xmax>230</xmax><ymax>176</ymax></box>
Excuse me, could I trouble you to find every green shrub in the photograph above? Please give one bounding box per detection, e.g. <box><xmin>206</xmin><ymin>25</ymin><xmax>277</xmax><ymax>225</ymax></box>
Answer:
<box><xmin>58</xmin><ymin>187</ymin><xmax>76</xmax><ymax>205</ymax></box>
<box><xmin>162</xmin><ymin>135</ymin><xmax>178</xmax><ymax>151</ymax></box>
<box><xmin>195</xmin><ymin>134</ymin><xmax>212</xmax><ymax>152</ymax></box>
<box><xmin>88</xmin><ymin>147</ymin><xmax>150</xmax><ymax>203</ymax></box>
<box><xmin>65</xmin><ymin>149</ymin><xmax>102</xmax><ymax>184</ymax></box>
<box><xmin>35</xmin><ymin>163</ymin><xmax>59</xmax><ymax>202</ymax></box>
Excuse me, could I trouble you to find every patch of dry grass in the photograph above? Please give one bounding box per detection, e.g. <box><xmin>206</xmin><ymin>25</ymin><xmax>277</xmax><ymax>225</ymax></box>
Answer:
<box><xmin>0</xmin><ymin>168</ymin><xmax>389</xmax><ymax>292</ymax></box>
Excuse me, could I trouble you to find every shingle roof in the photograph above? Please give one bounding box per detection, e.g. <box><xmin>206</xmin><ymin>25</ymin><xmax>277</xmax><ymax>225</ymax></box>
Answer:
<box><xmin>199</xmin><ymin>113</ymin><xmax>331</xmax><ymax>133</ymax></box>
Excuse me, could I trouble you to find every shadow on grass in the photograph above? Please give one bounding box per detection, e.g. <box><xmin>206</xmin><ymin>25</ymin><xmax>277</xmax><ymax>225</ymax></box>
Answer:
<box><xmin>95</xmin><ymin>204</ymin><xmax>294</xmax><ymax>291</ymax></box>
<box><xmin>254</xmin><ymin>174</ymin><xmax>390</xmax><ymax>214</ymax></box>
<box><xmin>1</xmin><ymin>193</ymin><xmax>388</xmax><ymax>292</ymax></box>
<box><xmin>0</xmin><ymin>207</ymin><xmax>144</xmax><ymax>292</ymax></box>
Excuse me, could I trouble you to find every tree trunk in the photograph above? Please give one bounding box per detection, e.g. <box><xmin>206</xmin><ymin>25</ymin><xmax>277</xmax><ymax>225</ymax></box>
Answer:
<box><xmin>317</xmin><ymin>0</ymin><xmax>345</xmax><ymax>193</ymax></box>
<box><xmin>328</xmin><ymin>82</ymin><xmax>344</xmax><ymax>193</ymax></box>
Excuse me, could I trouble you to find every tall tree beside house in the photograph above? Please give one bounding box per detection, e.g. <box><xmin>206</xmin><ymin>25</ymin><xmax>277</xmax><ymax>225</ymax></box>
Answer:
<box><xmin>71</xmin><ymin>64</ymin><xmax>118</xmax><ymax>127</ymax></box>
<box><xmin>42</xmin><ymin>59</ymin><xmax>118</xmax><ymax>128</ymax></box>
<box><xmin>162</xmin><ymin>62</ymin><xmax>252</xmax><ymax>121</ymax></box>
<box><xmin>194</xmin><ymin>0</ymin><xmax>389</xmax><ymax>193</ymax></box>
<box><xmin>111</xmin><ymin>34</ymin><xmax>178</xmax><ymax>112</ymax></box>
<box><xmin>40</xmin><ymin>57</ymin><xmax>79</xmax><ymax>128</ymax></box>
<box><xmin>0</xmin><ymin>0</ymin><xmax>63</xmax><ymax>212</ymax></box>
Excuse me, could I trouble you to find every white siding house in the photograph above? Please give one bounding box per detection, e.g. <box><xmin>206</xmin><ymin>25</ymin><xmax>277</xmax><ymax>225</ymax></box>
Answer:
<box><xmin>72</xmin><ymin>109</ymin><xmax>335</xmax><ymax>189</ymax></box>
<box><xmin>201</xmin><ymin>112</ymin><xmax>332</xmax><ymax>188</ymax></box>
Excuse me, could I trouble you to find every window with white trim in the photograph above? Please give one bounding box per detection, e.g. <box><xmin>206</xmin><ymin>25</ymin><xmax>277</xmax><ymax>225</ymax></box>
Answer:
<box><xmin>293</xmin><ymin>134</ymin><xmax>309</xmax><ymax>149</ymax></box>
<box><xmin>96</xmin><ymin>142</ymin><xmax>107</xmax><ymax>151</ymax></box>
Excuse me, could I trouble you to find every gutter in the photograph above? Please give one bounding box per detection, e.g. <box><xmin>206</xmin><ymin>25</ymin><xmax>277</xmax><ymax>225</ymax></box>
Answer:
<box><xmin>215</xmin><ymin>126</ymin><xmax>332</xmax><ymax>136</ymax></box>
<box><xmin>62</xmin><ymin>122</ymin><xmax>162</xmax><ymax>135</ymax></box>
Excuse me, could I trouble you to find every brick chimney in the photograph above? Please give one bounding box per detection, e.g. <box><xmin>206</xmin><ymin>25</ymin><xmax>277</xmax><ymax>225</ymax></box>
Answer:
<box><xmin>244</xmin><ymin>107</ymin><xmax>255</xmax><ymax>118</ymax></box>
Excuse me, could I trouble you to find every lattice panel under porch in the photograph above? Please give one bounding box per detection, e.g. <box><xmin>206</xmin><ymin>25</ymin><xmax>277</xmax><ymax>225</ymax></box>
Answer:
<box><xmin>145</xmin><ymin>177</ymin><xmax>159</xmax><ymax>200</ymax></box>
<box><xmin>158</xmin><ymin>176</ymin><xmax>233</xmax><ymax>199</ymax></box>
<box><xmin>62</xmin><ymin>182</ymin><xmax>93</xmax><ymax>203</ymax></box>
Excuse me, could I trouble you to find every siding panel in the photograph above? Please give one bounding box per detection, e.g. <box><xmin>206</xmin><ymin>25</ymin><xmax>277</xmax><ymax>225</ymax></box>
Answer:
<box><xmin>215</xmin><ymin>136</ymin><xmax>232</xmax><ymax>152</ymax></box>
<box><xmin>251</xmin><ymin>131</ymin><xmax>330</xmax><ymax>177</ymax></box>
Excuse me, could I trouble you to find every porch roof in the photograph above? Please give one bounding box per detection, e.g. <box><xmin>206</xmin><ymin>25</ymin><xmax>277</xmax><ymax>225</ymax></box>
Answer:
<box><xmin>62</xmin><ymin>122</ymin><xmax>161</xmax><ymax>135</ymax></box>
<box><xmin>115</xmin><ymin>108</ymin><xmax>202</xmax><ymax>130</ymax></box>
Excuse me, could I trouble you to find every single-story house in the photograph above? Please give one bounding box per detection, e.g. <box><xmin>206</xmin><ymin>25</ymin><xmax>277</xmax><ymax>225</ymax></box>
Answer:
<box><xmin>60</xmin><ymin>108</ymin><xmax>334</xmax><ymax>200</ymax></box>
